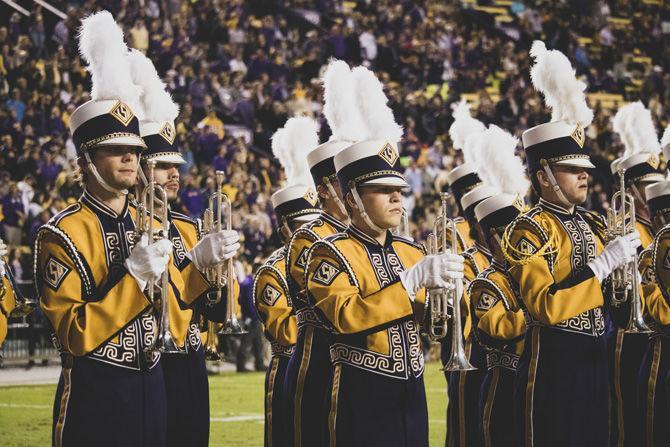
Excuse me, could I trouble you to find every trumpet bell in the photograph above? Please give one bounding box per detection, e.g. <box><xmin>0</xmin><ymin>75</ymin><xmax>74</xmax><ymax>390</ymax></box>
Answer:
<box><xmin>155</xmin><ymin>329</ymin><xmax>185</xmax><ymax>354</ymax></box>
<box><xmin>442</xmin><ymin>350</ymin><xmax>476</xmax><ymax>372</ymax></box>
<box><xmin>219</xmin><ymin>315</ymin><xmax>247</xmax><ymax>335</ymax></box>
<box><xmin>205</xmin><ymin>349</ymin><xmax>222</xmax><ymax>362</ymax></box>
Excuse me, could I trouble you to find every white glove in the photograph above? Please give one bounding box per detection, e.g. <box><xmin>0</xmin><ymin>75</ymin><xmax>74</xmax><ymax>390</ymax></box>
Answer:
<box><xmin>587</xmin><ymin>231</ymin><xmax>641</xmax><ymax>283</ymax></box>
<box><xmin>186</xmin><ymin>230</ymin><xmax>241</xmax><ymax>271</ymax></box>
<box><xmin>0</xmin><ymin>240</ymin><xmax>7</xmax><ymax>277</ymax></box>
<box><xmin>399</xmin><ymin>251</ymin><xmax>465</xmax><ymax>301</ymax></box>
<box><xmin>124</xmin><ymin>234</ymin><xmax>173</xmax><ymax>291</ymax></box>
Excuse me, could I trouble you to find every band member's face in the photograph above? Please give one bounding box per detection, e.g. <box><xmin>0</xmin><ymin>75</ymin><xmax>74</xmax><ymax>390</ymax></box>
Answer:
<box><xmin>150</xmin><ymin>162</ymin><xmax>181</xmax><ymax>200</ymax></box>
<box><xmin>90</xmin><ymin>145</ymin><xmax>141</xmax><ymax>189</ymax></box>
<box><xmin>357</xmin><ymin>185</ymin><xmax>404</xmax><ymax>229</ymax></box>
<box><xmin>551</xmin><ymin>165</ymin><xmax>589</xmax><ymax>204</ymax></box>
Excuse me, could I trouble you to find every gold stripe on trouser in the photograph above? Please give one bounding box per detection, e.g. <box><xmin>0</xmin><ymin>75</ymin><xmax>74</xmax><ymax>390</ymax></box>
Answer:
<box><xmin>458</xmin><ymin>337</ymin><xmax>473</xmax><ymax>447</ymax></box>
<box><xmin>329</xmin><ymin>363</ymin><xmax>342</xmax><ymax>447</ymax></box>
<box><xmin>482</xmin><ymin>367</ymin><xmax>500</xmax><ymax>447</ymax></box>
<box><xmin>646</xmin><ymin>338</ymin><xmax>661</xmax><ymax>447</ymax></box>
<box><xmin>525</xmin><ymin>327</ymin><xmax>540</xmax><ymax>447</ymax></box>
<box><xmin>54</xmin><ymin>367</ymin><xmax>72</xmax><ymax>447</ymax></box>
<box><xmin>294</xmin><ymin>327</ymin><xmax>314</xmax><ymax>447</ymax></box>
<box><xmin>266</xmin><ymin>357</ymin><xmax>280</xmax><ymax>447</ymax></box>
<box><xmin>613</xmin><ymin>329</ymin><xmax>624</xmax><ymax>447</ymax></box>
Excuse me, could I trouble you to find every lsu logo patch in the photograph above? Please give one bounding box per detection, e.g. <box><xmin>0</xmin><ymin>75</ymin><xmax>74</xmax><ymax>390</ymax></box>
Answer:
<box><xmin>516</xmin><ymin>237</ymin><xmax>537</xmax><ymax>256</ymax></box>
<box><xmin>44</xmin><ymin>256</ymin><xmax>70</xmax><ymax>291</ymax></box>
<box><xmin>295</xmin><ymin>247</ymin><xmax>309</xmax><ymax>269</ymax></box>
<box><xmin>312</xmin><ymin>260</ymin><xmax>340</xmax><ymax>286</ymax></box>
<box><xmin>378</xmin><ymin>142</ymin><xmax>399</xmax><ymax>166</ymax></box>
<box><xmin>570</xmin><ymin>124</ymin><xmax>585</xmax><ymax>148</ymax></box>
<box><xmin>647</xmin><ymin>154</ymin><xmax>660</xmax><ymax>170</ymax></box>
<box><xmin>476</xmin><ymin>291</ymin><xmax>498</xmax><ymax>311</ymax></box>
<box><xmin>663</xmin><ymin>251</ymin><xmax>670</xmax><ymax>271</ymax></box>
<box><xmin>261</xmin><ymin>284</ymin><xmax>282</xmax><ymax>306</ymax></box>
<box><xmin>109</xmin><ymin>101</ymin><xmax>134</xmax><ymax>126</ymax></box>
<box><xmin>159</xmin><ymin>122</ymin><xmax>176</xmax><ymax>144</ymax></box>
<box><xmin>304</xmin><ymin>188</ymin><xmax>318</xmax><ymax>206</ymax></box>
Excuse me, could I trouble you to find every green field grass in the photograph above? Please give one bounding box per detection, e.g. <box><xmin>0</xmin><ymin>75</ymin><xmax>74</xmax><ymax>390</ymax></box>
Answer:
<box><xmin>0</xmin><ymin>361</ymin><xmax>448</xmax><ymax>446</ymax></box>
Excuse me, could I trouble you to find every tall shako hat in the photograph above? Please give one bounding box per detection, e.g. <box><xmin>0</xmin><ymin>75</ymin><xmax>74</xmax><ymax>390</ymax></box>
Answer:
<box><xmin>270</xmin><ymin>117</ymin><xmax>321</xmax><ymax>226</ymax></box>
<box><xmin>128</xmin><ymin>49</ymin><xmax>183</xmax><ymax>165</ymax></box>
<box><xmin>646</xmin><ymin>181</ymin><xmax>670</xmax><ymax>218</ymax></box>
<box><xmin>70</xmin><ymin>10</ymin><xmax>146</xmax><ymax>196</ymax></box>
<box><xmin>661</xmin><ymin>125</ymin><xmax>670</xmax><ymax>165</ymax></box>
<box><xmin>614</xmin><ymin>101</ymin><xmax>663</xmax><ymax>186</ymax></box>
<box><xmin>334</xmin><ymin>66</ymin><xmax>406</xmax><ymax>232</ymax></box>
<box><xmin>474</xmin><ymin>125</ymin><xmax>530</xmax><ymax>237</ymax></box>
<box><xmin>446</xmin><ymin>100</ymin><xmax>486</xmax><ymax>213</ymax></box>
<box><xmin>307</xmin><ymin>60</ymin><xmax>365</xmax><ymax>214</ymax></box>
<box><xmin>522</xmin><ymin>41</ymin><xmax>595</xmax><ymax>205</ymax></box>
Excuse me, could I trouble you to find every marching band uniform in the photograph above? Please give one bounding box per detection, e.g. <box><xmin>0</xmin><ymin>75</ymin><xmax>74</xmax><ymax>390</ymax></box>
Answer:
<box><xmin>444</xmin><ymin>164</ymin><xmax>483</xmax><ymax>253</ymax></box>
<box><xmin>255</xmin><ymin>184</ymin><xmax>320</xmax><ymax>447</ymax></box>
<box><xmin>284</xmin><ymin>140</ymin><xmax>349</xmax><ymax>447</ymax></box>
<box><xmin>636</xmin><ymin>181</ymin><xmax>670</xmax><ymax>447</ymax></box>
<box><xmin>445</xmin><ymin>185</ymin><xmax>495</xmax><ymax>447</ymax></box>
<box><xmin>306</xmin><ymin>139</ymin><xmax>431</xmax><ymax>447</ymax></box>
<box><xmin>34</xmin><ymin>12</ymin><xmax>183</xmax><ymax>446</ymax></box>
<box><xmin>257</xmin><ymin>116</ymin><xmax>322</xmax><ymax>447</ymax></box>
<box><xmin>607</xmin><ymin>101</ymin><xmax>664</xmax><ymax>447</ymax></box>
<box><xmin>468</xmin><ymin>125</ymin><xmax>530</xmax><ymax>447</ymax></box>
<box><xmin>0</xmin><ymin>274</ymin><xmax>16</xmax><ymax>346</ymax></box>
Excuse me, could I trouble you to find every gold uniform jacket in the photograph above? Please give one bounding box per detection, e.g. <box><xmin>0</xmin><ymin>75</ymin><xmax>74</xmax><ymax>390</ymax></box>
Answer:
<box><xmin>286</xmin><ymin>212</ymin><xmax>347</xmax><ymax>328</ymax></box>
<box><xmin>462</xmin><ymin>243</ymin><xmax>492</xmax><ymax>341</ymax></box>
<box><xmin>0</xmin><ymin>276</ymin><xmax>16</xmax><ymax>346</ymax></box>
<box><xmin>168</xmin><ymin>211</ymin><xmax>214</xmax><ymax>352</ymax></box>
<box><xmin>34</xmin><ymin>191</ymin><xmax>184</xmax><ymax>370</ymax></box>
<box><xmin>468</xmin><ymin>262</ymin><xmax>526</xmax><ymax>370</ymax></box>
<box><xmin>253</xmin><ymin>247</ymin><xmax>297</xmax><ymax>357</ymax></box>
<box><xmin>506</xmin><ymin>199</ymin><xmax>607</xmax><ymax>337</ymax></box>
<box><xmin>455</xmin><ymin>217</ymin><xmax>474</xmax><ymax>253</ymax></box>
<box><xmin>306</xmin><ymin>226</ymin><xmax>426</xmax><ymax>379</ymax></box>
<box><xmin>638</xmin><ymin>227</ymin><xmax>670</xmax><ymax>329</ymax></box>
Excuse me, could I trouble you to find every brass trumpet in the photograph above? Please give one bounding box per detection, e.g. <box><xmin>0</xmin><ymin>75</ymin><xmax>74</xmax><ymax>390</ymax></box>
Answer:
<box><xmin>136</xmin><ymin>159</ymin><xmax>183</xmax><ymax>354</ymax></box>
<box><xmin>0</xmin><ymin>240</ymin><xmax>36</xmax><ymax>318</ymax></box>
<box><xmin>203</xmin><ymin>171</ymin><xmax>246</xmax><ymax>337</ymax></box>
<box><xmin>606</xmin><ymin>167</ymin><xmax>650</xmax><ymax>333</ymax></box>
<box><xmin>426</xmin><ymin>192</ymin><xmax>475</xmax><ymax>371</ymax></box>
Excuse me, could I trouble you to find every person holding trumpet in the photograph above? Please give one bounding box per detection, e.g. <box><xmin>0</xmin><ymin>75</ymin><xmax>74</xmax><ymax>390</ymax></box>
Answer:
<box><xmin>607</xmin><ymin>100</ymin><xmax>663</xmax><ymax>447</ymax></box>
<box><xmin>34</xmin><ymin>12</ymin><xmax>181</xmax><ymax>445</ymax></box>
<box><xmin>503</xmin><ymin>41</ymin><xmax>640</xmax><ymax>446</ymax></box>
<box><xmin>304</xmin><ymin>66</ymin><xmax>465</xmax><ymax>446</ymax></box>
<box><xmin>253</xmin><ymin>115</ymin><xmax>321</xmax><ymax>447</ymax></box>
<box><xmin>128</xmin><ymin>49</ymin><xmax>241</xmax><ymax>446</ymax></box>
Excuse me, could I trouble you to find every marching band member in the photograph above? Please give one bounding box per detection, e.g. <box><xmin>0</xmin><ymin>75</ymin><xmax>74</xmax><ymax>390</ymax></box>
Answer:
<box><xmin>446</xmin><ymin>100</ymin><xmax>495</xmax><ymax>447</ymax></box>
<box><xmin>128</xmin><ymin>49</ymin><xmax>241</xmax><ymax>447</ymax></box>
<box><xmin>304</xmin><ymin>66</ymin><xmax>465</xmax><ymax>447</ymax></box>
<box><xmin>504</xmin><ymin>41</ymin><xmax>640</xmax><ymax>447</ymax></box>
<box><xmin>283</xmin><ymin>60</ymin><xmax>356</xmax><ymax>447</ymax></box>
<box><xmin>33</xmin><ymin>12</ymin><xmax>181</xmax><ymax>445</ymax></box>
<box><xmin>0</xmin><ymin>240</ymin><xmax>17</xmax><ymax>347</ymax></box>
<box><xmin>255</xmin><ymin>117</ymin><xmax>321</xmax><ymax>446</ymax></box>
<box><xmin>468</xmin><ymin>125</ymin><xmax>529</xmax><ymax>447</ymax></box>
<box><xmin>637</xmin><ymin>176</ymin><xmax>670</xmax><ymax>447</ymax></box>
<box><xmin>608</xmin><ymin>100</ymin><xmax>664</xmax><ymax>447</ymax></box>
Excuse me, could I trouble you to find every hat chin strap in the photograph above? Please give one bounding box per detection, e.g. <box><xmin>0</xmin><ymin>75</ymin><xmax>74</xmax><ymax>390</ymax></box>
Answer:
<box><xmin>351</xmin><ymin>186</ymin><xmax>385</xmax><ymax>233</ymax></box>
<box><xmin>84</xmin><ymin>152</ymin><xmax>128</xmax><ymax>196</ymax></box>
<box><xmin>324</xmin><ymin>176</ymin><xmax>347</xmax><ymax>216</ymax></box>
<box><xmin>540</xmin><ymin>159</ymin><xmax>572</xmax><ymax>208</ymax></box>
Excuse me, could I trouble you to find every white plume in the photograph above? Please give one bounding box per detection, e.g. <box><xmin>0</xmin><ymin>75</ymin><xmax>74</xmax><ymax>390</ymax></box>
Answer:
<box><xmin>529</xmin><ymin>40</ymin><xmax>593</xmax><ymax>127</ymax></box>
<box><xmin>449</xmin><ymin>100</ymin><xmax>485</xmax><ymax>150</ymax></box>
<box><xmin>322</xmin><ymin>59</ymin><xmax>367</xmax><ymax>143</ymax></box>
<box><xmin>475</xmin><ymin>125</ymin><xmax>529</xmax><ymax>196</ymax></box>
<box><xmin>271</xmin><ymin>117</ymin><xmax>319</xmax><ymax>188</ymax></box>
<box><xmin>613</xmin><ymin>101</ymin><xmax>660</xmax><ymax>157</ymax></box>
<box><xmin>127</xmin><ymin>49</ymin><xmax>179</xmax><ymax>122</ymax></box>
<box><xmin>351</xmin><ymin>66</ymin><xmax>404</xmax><ymax>146</ymax></box>
<box><xmin>78</xmin><ymin>11</ymin><xmax>143</xmax><ymax>117</ymax></box>
<box><xmin>661</xmin><ymin>125</ymin><xmax>670</xmax><ymax>150</ymax></box>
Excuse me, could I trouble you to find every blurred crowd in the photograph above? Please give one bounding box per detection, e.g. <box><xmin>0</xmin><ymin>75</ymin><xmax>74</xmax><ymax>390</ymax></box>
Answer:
<box><xmin>1</xmin><ymin>0</ymin><xmax>670</xmax><ymax>327</ymax></box>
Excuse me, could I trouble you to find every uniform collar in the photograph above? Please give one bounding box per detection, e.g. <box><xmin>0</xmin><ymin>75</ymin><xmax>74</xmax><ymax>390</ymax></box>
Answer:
<box><xmin>348</xmin><ymin>224</ymin><xmax>394</xmax><ymax>249</ymax></box>
<box><xmin>82</xmin><ymin>189</ymin><xmax>129</xmax><ymax>219</ymax></box>
<box><xmin>538</xmin><ymin>197</ymin><xmax>575</xmax><ymax>217</ymax></box>
<box><xmin>638</xmin><ymin>215</ymin><xmax>652</xmax><ymax>229</ymax></box>
<box><xmin>320</xmin><ymin>211</ymin><xmax>347</xmax><ymax>232</ymax></box>
<box><xmin>474</xmin><ymin>241</ymin><xmax>492</xmax><ymax>258</ymax></box>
